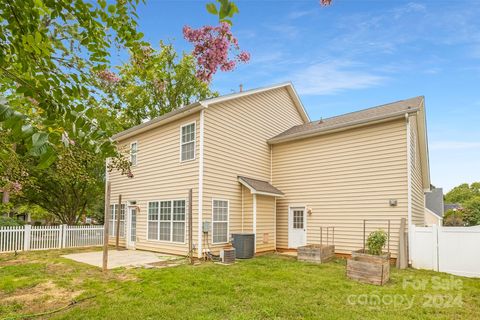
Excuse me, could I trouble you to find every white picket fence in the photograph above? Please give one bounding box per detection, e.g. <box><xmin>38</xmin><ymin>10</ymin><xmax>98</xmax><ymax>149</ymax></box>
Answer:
<box><xmin>0</xmin><ymin>225</ymin><xmax>104</xmax><ymax>253</ymax></box>
<box><xmin>411</xmin><ymin>224</ymin><xmax>480</xmax><ymax>278</ymax></box>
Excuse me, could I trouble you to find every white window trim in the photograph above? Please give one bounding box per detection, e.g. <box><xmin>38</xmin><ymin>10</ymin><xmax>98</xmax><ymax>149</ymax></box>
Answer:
<box><xmin>211</xmin><ymin>199</ymin><xmax>230</xmax><ymax>245</ymax></box>
<box><xmin>179</xmin><ymin>121</ymin><xmax>196</xmax><ymax>163</ymax></box>
<box><xmin>146</xmin><ymin>199</ymin><xmax>187</xmax><ymax>244</ymax></box>
<box><xmin>130</xmin><ymin>141</ymin><xmax>138</xmax><ymax>166</ymax></box>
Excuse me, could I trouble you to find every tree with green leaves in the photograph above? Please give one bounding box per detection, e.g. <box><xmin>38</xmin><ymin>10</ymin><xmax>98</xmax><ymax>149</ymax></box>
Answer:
<box><xmin>98</xmin><ymin>43</ymin><xmax>216</xmax><ymax>129</ymax></box>
<box><xmin>445</xmin><ymin>182</ymin><xmax>480</xmax><ymax>204</ymax></box>
<box><xmin>20</xmin><ymin>144</ymin><xmax>106</xmax><ymax>224</ymax></box>
<box><xmin>0</xmin><ymin>0</ymin><xmax>245</xmax><ymax>223</ymax></box>
<box><xmin>444</xmin><ymin>182</ymin><xmax>480</xmax><ymax>226</ymax></box>
<box><xmin>0</xmin><ymin>0</ymin><xmax>148</xmax><ymax>168</ymax></box>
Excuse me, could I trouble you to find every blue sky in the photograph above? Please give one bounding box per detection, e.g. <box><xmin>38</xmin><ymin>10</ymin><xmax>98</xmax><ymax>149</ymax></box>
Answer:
<box><xmin>127</xmin><ymin>0</ymin><xmax>480</xmax><ymax>192</ymax></box>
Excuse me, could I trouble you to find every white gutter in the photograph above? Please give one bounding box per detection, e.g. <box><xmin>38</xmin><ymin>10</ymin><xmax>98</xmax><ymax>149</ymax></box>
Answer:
<box><xmin>406</xmin><ymin>113</ymin><xmax>413</xmax><ymax>264</ymax></box>
<box><xmin>197</xmin><ymin>109</ymin><xmax>205</xmax><ymax>258</ymax></box>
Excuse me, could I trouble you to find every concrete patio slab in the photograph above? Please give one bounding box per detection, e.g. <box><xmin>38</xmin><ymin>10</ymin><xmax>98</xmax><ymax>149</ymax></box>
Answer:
<box><xmin>63</xmin><ymin>250</ymin><xmax>178</xmax><ymax>269</ymax></box>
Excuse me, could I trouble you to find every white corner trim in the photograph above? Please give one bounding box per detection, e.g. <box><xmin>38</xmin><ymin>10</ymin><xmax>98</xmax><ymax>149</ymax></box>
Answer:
<box><xmin>253</xmin><ymin>194</ymin><xmax>257</xmax><ymax>253</ymax></box>
<box><xmin>270</xmin><ymin>145</ymin><xmax>273</xmax><ymax>184</ymax></box>
<box><xmin>406</xmin><ymin>113</ymin><xmax>413</xmax><ymax>263</ymax></box>
<box><xmin>197</xmin><ymin>110</ymin><xmax>205</xmax><ymax>258</ymax></box>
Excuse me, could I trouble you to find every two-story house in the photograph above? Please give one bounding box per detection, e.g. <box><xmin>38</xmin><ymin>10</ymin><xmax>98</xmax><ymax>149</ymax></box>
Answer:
<box><xmin>107</xmin><ymin>82</ymin><xmax>430</xmax><ymax>259</ymax></box>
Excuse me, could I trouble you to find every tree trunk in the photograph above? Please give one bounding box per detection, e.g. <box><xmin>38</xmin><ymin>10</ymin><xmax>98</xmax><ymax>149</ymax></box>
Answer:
<box><xmin>2</xmin><ymin>189</ymin><xmax>9</xmax><ymax>204</ymax></box>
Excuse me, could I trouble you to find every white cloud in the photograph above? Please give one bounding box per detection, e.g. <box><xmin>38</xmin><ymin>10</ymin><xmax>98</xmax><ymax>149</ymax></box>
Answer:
<box><xmin>393</xmin><ymin>2</ymin><xmax>426</xmax><ymax>19</ymax></box>
<box><xmin>266</xmin><ymin>24</ymin><xmax>299</xmax><ymax>39</ymax></box>
<box><xmin>288</xmin><ymin>60</ymin><xmax>387</xmax><ymax>95</ymax></box>
<box><xmin>430</xmin><ymin>141</ymin><xmax>480</xmax><ymax>150</ymax></box>
<box><xmin>288</xmin><ymin>10</ymin><xmax>316</xmax><ymax>20</ymax></box>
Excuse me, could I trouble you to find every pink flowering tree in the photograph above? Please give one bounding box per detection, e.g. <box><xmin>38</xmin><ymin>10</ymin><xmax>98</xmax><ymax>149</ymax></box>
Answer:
<box><xmin>183</xmin><ymin>22</ymin><xmax>250</xmax><ymax>83</ymax></box>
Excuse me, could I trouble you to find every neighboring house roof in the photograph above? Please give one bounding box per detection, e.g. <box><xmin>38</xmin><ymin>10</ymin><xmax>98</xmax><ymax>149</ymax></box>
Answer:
<box><xmin>425</xmin><ymin>187</ymin><xmax>444</xmax><ymax>217</ymax></box>
<box><xmin>268</xmin><ymin>96</ymin><xmax>423</xmax><ymax>144</ymax></box>
<box><xmin>112</xmin><ymin>82</ymin><xmax>309</xmax><ymax>141</ymax></box>
<box><xmin>238</xmin><ymin>176</ymin><xmax>284</xmax><ymax>197</ymax></box>
<box><xmin>444</xmin><ymin>203</ymin><xmax>462</xmax><ymax>213</ymax></box>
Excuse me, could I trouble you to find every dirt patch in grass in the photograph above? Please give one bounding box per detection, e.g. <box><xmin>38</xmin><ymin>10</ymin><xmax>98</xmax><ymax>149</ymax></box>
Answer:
<box><xmin>0</xmin><ymin>280</ymin><xmax>84</xmax><ymax>315</ymax></box>
<box><xmin>0</xmin><ymin>253</ymin><xmax>42</xmax><ymax>267</ymax></box>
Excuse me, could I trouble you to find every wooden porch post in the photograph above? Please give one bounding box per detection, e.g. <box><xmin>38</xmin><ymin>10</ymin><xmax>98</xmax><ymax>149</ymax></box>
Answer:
<box><xmin>102</xmin><ymin>181</ymin><xmax>111</xmax><ymax>272</ymax></box>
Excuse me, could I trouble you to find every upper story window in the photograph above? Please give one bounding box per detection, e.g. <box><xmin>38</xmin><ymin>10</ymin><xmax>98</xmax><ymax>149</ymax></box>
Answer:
<box><xmin>130</xmin><ymin>142</ymin><xmax>138</xmax><ymax>166</ymax></box>
<box><xmin>181</xmin><ymin>123</ymin><xmax>196</xmax><ymax>162</ymax></box>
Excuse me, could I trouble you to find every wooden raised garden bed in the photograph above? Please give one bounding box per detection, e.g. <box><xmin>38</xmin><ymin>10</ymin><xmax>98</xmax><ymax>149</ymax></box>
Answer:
<box><xmin>347</xmin><ymin>249</ymin><xmax>390</xmax><ymax>285</ymax></box>
<box><xmin>297</xmin><ymin>244</ymin><xmax>335</xmax><ymax>264</ymax></box>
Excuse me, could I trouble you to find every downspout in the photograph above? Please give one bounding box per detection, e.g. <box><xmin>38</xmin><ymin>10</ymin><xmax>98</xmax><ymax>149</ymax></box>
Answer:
<box><xmin>197</xmin><ymin>109</ymin><xmax>205</xmax><ymax>258</ymax></box>
<box><xmin>274</xmin><ymin>197</ymin><xmax>277</xmax><ymax>251</ymax></box>
<box><xmin>253</xmin><ymin>194</ymin><xmax>257</xmax><ymax>253</ymax></box>
<box><xmin>406</xmin><ymin>113</ymin><xmax>413</xmax><ymax>264</ymax></box>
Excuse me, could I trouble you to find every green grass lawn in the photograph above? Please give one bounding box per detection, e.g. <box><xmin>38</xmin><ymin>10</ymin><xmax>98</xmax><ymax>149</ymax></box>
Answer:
<box><xmin>1</xmin><ymin>248</ymin><xmax>479</xmax><ymax>320</ymax></box>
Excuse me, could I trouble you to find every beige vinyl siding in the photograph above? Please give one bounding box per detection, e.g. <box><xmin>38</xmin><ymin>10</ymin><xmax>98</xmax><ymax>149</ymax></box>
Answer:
<box><xmin>273</xmin><ymin>119</ymin><xmax>408</xmax><ymax>257</ymax></box>
<box><xmin>410</xmin><ymin>115</ymin><xmax>426</xmax><ymax>225</ymax></box>
<box><xmin>108</xmin><ymin>113</ymin><xmax>200</xmax><ymax>255</ymax></box>
<box><xmin>202</xmin><ymin>87</ymin><xmax>305</xmax><ymax>252</ymax></box>
<box><xmin>425</xmin><ymin>208</ymin><xmax>441</xmax><ymax>226</ymax></box>
<box><xmin>256</xmin><ymin>195</ymin><xmax>276</xmax><ymax>252</ymax></box>
<box><xmin>242</xmin><ymin>186</ymin><xmax>253</xmax><ymax>233</ymax></box>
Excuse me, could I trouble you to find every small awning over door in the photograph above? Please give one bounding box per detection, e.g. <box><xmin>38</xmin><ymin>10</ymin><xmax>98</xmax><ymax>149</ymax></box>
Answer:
<box><xmin>238</xmin><ymin>176</ymin><xmax>284</xmax><ymax>197</ymax></box>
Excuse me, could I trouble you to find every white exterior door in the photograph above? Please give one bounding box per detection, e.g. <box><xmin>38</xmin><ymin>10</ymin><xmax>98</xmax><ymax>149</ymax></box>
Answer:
<box><xmin>126</xmin><ymin>207</ymin><xmax>137</xmax><ymax>249</ymax></box>
<box><xmin>288</xmin><ymin>207</ymin><xmax>307</xmax><ymax>248</ymax></box>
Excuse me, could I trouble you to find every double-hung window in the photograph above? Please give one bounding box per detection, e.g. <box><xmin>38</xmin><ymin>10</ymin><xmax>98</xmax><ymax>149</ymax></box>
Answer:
<box><xmin>148</xmin><ymin>200</ymin><xmax>186</xmax><ymax>242</ymax></box>
<box><xmin>212</xmin><ymin>200</ymin><xmax>229</xmax><ymax>244</ymax></box>
<box><xmin>180</xmin><ymin>123</ymin><xmax>195</xmax><ymax>161</ymax></box>
<box><xmin>130</xmin><ymin>142</ymin><xmax>137</xmax><ymax>166</ymax></box>
<box><xmin>109</xmin><ymin>204</ymin><xmax>125</xmax><ymax>237</ymax></box>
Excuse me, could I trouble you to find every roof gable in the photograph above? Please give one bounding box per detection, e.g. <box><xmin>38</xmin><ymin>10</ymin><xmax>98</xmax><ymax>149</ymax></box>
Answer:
<box><xmin>112</xmin><ymin>82</ymin><xmax>309</xmax><ymax>141</ymax></box>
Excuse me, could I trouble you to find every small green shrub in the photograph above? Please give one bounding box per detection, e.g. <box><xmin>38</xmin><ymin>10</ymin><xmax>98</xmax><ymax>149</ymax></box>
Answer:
<box><xmin>0</xmin><ymin>216</ymin><xmax>24</xmax><ymax>227</ymax></box>
<box><xmin>463</xmin><ymin>197</ymin><xmax>480</xmax><ymax>226</ymax></box>
<box><xmin>443</xmin><ymin>209</ymin><xmax>465</xmax><ymax>226</ymax></box>
<box><xmin>366</xmin><ymin>230</ymin><xmax>387</xmax><ymax>255</ymax></box>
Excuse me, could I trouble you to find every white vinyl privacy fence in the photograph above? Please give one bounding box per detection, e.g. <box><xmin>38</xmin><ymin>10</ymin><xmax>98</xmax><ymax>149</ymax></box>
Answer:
<box><xmin>0</xmin><ymin>225</ymin><xmax>104</xmax><ymax>253</ymax></box>
<box><xmin>411</xmin><ymin>224</ymin><xmax>480</xmax><ymax>278</ymax></box>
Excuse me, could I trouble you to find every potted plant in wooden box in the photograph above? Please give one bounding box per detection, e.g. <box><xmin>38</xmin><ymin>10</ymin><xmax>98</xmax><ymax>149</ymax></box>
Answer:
<box><xmin>347</xmin><ymin>229</ymin><xmax>390</xmax><ymax>285</ymax></box>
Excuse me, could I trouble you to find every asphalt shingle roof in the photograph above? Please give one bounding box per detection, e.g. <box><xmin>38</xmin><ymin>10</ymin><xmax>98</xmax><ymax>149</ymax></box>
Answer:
<box><xmin>238</xmin><ymin>176</ymin><xmax>284</xmax><ymax>196</ymax></box>
<box><xmin>269</xmin><ymin>96</ymin><xmax>424</xmax><ymax>143</ymax></box>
